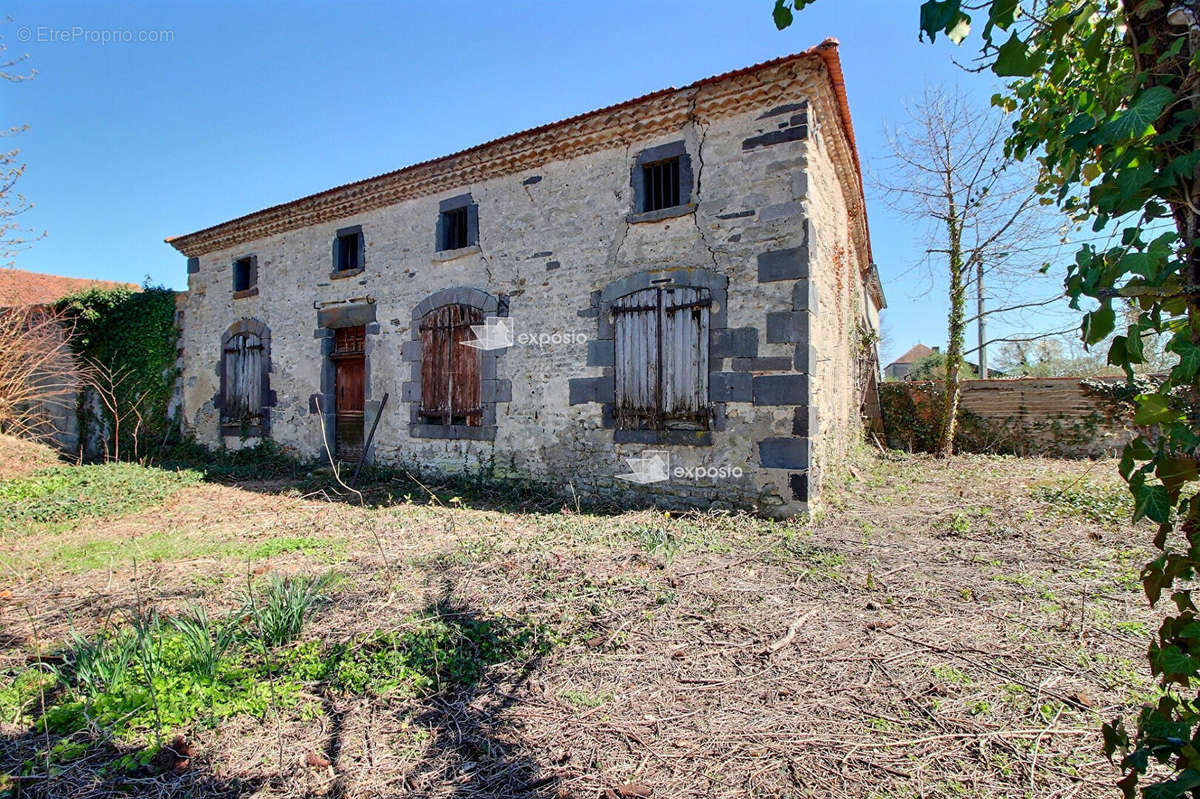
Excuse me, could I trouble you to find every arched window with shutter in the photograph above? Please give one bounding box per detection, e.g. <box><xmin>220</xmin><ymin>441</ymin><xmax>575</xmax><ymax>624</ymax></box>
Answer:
<box><xmin>613</xmin><ymin>285</ymin><xmax>711</xmax><ymax>431</ymax></box>
<box><xmin>418</xmin><ymin>304</ymin><xmax>483</xmax><ymax>427</ymax></box>
<box><xmin>219</xmin><ymin>319</ymin><xmax>270</xmax><ymax>437</ymax></box>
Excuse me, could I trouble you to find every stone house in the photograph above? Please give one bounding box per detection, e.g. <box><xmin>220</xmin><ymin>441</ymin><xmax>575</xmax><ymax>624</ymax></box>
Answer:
<box><xmin>167</xmin><ymin>39</ymin><xmax>885</xmax><ymax>517</ymax></box>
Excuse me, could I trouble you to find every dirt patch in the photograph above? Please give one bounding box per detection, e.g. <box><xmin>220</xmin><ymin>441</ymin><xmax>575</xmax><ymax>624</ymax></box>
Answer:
<box><xmin>0</xmin><ymin>454</ymin><xmax>1156</xmax><ymax>797</ymax></box>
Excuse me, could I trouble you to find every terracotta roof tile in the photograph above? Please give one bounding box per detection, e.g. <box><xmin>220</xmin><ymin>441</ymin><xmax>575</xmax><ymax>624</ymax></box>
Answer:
<box><xmin>0</xmin><ymin>268</ymin><xmax>139</xmax><ymax>307</ymax></box>
<box><xmin>167</xmin><ymin>39</ymin><xmax>872</xmax><ymax>268</ymax></box>
<box><xmin>889</xmin><ymin>343</ymin><xmax>935</xmax><ymax>366</ymax></box>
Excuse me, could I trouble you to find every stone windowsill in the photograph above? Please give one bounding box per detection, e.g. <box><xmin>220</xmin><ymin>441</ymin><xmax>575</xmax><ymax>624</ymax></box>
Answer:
<box><xmin>232</xmin><ymin>286</ymin><xmax>259</xmax><ymax>300</ymax></box>
<box><xmin>329</xmin><ymin>267</ymin><xmax>365</xmax><ymax>280</ymax></box>
<box><xmin>409</xmin><ymin>422</ymin><xmax>496</xmax><ymax>441</ymax></box>
<box><xmin>614</xmin><ymin>428</ymin><xmax>713</xmax><ymax>446</ymax></box>
<box><xmin>626</xmin><ymin>203</ymin><xmax>697</xmax><ymax>225</ymax></box>
<box><xmin>431</xmin><ymin>244</ymin><xmax>481</xmax><ymax>263</ymax></box>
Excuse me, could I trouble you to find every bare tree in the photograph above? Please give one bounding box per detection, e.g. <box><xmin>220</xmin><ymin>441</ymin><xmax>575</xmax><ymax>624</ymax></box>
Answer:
<box><xmin>879</xmin><ymin>85</ymin><xmax>1057</xmax><ymax>456</ymax></box>
<box><xmin>1</xmin><ymin>19</ymin><xmax>43</xmax><ymax>265</ymax></box>
<box><xmin>81</xmin><ymin>358</ymin><xmax>153</xmax><ymax>462</ymax></box>
<box><xmin>0</xmin><ymin>305</ymin><xmax>78</xmax><ymax>441</ymax></box>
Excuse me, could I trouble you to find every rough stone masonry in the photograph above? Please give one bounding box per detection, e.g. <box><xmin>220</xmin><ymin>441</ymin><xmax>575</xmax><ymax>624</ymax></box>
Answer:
<box><xmin>167</xmin><ymin>39</ymin><xmax>885</xmax><ymax>518</ymax></box>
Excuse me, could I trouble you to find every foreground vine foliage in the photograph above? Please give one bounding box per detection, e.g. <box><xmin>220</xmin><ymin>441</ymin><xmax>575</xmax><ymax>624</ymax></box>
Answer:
<box><xmin>775</xmin><ymin>0</ymin><xmax>1200</xmax><ymax>794</ymax></box>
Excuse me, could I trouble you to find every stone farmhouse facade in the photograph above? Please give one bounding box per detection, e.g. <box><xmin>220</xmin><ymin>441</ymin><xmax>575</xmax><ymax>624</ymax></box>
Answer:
<box><xmin>167</xmin><ymin>40</ymin><xmax>885</xmax><ymax>517</ymax></box>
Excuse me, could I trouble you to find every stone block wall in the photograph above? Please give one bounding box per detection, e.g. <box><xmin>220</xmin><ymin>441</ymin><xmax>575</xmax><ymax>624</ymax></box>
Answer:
<box><xmin>174</xmin><ymin>54</ymin><xmax>882</xmax><ymax>517</ymax></box>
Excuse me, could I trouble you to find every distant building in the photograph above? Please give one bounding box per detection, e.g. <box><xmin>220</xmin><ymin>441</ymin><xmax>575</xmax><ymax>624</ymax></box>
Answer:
<box><xmin>884</xmin><ymin>343</ymin><xmax>935</xmax><ymax>380</ymax></box>
<box><xmin>884</xmin><ymin>342</ymin><xmax>1003</xmax><ymax>380</ymax></box>
<box><xmin>0</xmin><ymin>268</ymin><xmax>137</xmax><ymax>308</ymax></box>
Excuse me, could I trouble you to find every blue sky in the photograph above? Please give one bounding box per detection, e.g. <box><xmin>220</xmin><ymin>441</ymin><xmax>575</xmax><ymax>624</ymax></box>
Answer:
<box><xmin>2</xmin><ymin>0</ymin><xmax>1082</xmax><ymax>365</ymax></box>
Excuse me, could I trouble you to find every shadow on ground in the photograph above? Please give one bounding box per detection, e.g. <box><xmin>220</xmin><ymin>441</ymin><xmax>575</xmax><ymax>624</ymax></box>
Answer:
<box><xmin>0</xmin><ymin>588</ymin><xmax>556</xmax><ymax>799</ymax></box>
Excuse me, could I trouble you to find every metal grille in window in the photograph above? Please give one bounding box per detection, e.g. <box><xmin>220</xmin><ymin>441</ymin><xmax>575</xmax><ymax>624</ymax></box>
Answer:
<box><xmin>440</xmin><ymin>207</ymin><xmax>470</xmax><ymax>251</ymax></box>
<box><xmin>613</xmin><ymin>285</ymin><xmax>711</xmax><ymax>431</ymax></box>
<box><xmin>221</xmin><ymin>333</ymin><xmax>263</xmax><ymax>430</ymax></box>
<box><xmin>641</xmin><ymin>157</ymin><xmax>681</xmax><ymax>212</ymax></box>
<box><xmin>419</xmin><ymin>304</ymin><xmax>483</xmax><ymax>426</ymax></box>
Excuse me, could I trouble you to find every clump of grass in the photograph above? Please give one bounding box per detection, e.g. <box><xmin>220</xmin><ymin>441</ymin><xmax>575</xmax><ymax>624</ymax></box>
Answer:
<box><xmin>249</xmin><ymin>535</ymin><xmax>343</xmax><ymax>560</ymax></box>
<box><xmin>170</xmin><ymin>604</ymin><xmax>238</xmax><ymax>680</ymax></box>
<box><xmin>629</xmin><ymin>526</ymin><xmax>680</xmax><ymax>560</ymax></box>
<box><xmin>243</xmin><ymin>572</ymin><xmax>338</xmax><ymax>648</ymax></box>
<box><xmin>1033</xmin><ymin>480</ymin><xmax>1134</xmax><ymax>526</ymax></box>
<box><xmin>0</xmin><ymin>464</ymin><xmax>202</xmax><ymax>532</ymax></box>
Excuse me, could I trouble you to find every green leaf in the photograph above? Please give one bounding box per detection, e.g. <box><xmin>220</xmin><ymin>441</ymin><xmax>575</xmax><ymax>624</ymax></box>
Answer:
<box><xmin>1134</xmin><ymin>483</ymin><xmax>1172</xmax><ymax>525</ymax></box>
<box><xmin>993</xmin><ymin>32</ymin><xmax>1039</xmax><ymax>76</ymax></box>
<box><xmin>1083</xmin><ymin>305</ymin><xmax>1116</xmax><ymax>345</ymax></box>
<box><xmin>1098</xmin><ymin>86</ymin><xmax>1175</xmax><ymax>144</ymax></box>
<box><xmin>1169</xmin><ymin>335</ymin><xmax>1200</xmax><ymax>381</ymax></box>
<box><xmin>772</xmin><ymin>0</ymin><xmax>794</xmax><ymax>30</ymax></box>
<box><xmin>919</xmin><ymin>0</ymin><xmax>967</xmax><ymax>43</ymax></box>
<box><xmin>1133</xmin><ymin>394</ymin><xmax>1178</xmax><ymax>425</ymax></box>
<box><xmin>987</xmin><ymin>0</ymin><xmax>1020</xmax><ymax>33</ymax></box>
<box><xmin>1147</xmin><ymin>643</ymin><xmax>1195</xmax><ymax>676</ymax></box>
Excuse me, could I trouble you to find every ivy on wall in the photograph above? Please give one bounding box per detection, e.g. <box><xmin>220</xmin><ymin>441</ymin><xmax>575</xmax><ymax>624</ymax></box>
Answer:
<box><xmin>55</xmin><ymin>286</ymin><xmax>178</xmax><ymax>460</ymax></box>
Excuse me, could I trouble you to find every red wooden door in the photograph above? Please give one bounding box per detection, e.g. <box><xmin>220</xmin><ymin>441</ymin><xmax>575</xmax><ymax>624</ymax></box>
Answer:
<box><xmin>332</xmin><ymin>326</ymin><xmax>365</xmax><ymax>459</ymax></box>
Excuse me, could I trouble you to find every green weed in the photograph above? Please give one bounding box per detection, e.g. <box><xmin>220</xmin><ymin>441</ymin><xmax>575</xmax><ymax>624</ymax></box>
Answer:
<box><xmin>242</xmin><ymin>572</ymin><xmax>338</xmax><ymax>648</ymax></box>
<box><xmin>0</xmin><ymin>464</ymin><xmax>202</xmax><ymax>533</ymax></box>
<box><xmin>1032</xmin><ymin>481</ymin><xmax>1134</xmax><ymax>526</ymax></box>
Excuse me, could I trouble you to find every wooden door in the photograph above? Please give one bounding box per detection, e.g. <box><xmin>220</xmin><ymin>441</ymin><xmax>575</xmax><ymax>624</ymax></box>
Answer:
<box><xmin>333</xmin><ymin>326</ymin><xmax>365</xmax><ymax>459</ymax></box>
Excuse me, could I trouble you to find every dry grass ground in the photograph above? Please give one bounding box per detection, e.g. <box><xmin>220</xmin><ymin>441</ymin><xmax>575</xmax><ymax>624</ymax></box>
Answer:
<box><xmin>0</xmin><ymin>447</ymin><xmax>1159</xmax><ymax>798</ymax></box>
<box><xmin>0</xmin><ymin>434</ymin><xmax>63</xmax><ymax>481</ymax></box>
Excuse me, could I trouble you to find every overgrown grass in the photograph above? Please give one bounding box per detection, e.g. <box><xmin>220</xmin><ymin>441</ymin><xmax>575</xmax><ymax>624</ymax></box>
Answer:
<box><xmin>0</xmin><ymin>586</ymin><xmax>553</xmax><ymax>780</ymax></box>
<box><xmin>155</xmin><ymin>437</ymin><xmax>307</xmax><ymax>481</ymax></box>
<box><xmin>1032</xmin><ymin>479</ymin><xmax>1134</xmax><ymax>526</ymax></box>
<box><xmin>279</xmin><ymin>611</ymin><xmax>555</xmax><ymax>699</ymax></box>
<box><xmin>0</xmin><ymin>463</ymin><xmax>202</xmax><ymax>533</ymax></box>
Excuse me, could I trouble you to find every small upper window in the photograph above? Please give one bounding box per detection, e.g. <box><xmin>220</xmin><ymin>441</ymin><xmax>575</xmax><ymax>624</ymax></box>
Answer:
<box><xmin>640</xmin><ymin>157</ymin><xmax>681</xmax><ymax>213</ymax></box>
<box><xmin>440</xmin><ymin>207</ymin><xmax>469</xmax><ymax>251</ymax></box>
<box><xmin>436</xmin><ymin>193</ymin><xmax>478</xmax><ymax>252</ymax></box>
<box><xmin>233</xmin><ymin>256</ymin><xmax>256</xmax><ymax>293</ymax></box>
<box><xmin>630</xmin><ymin>141</ymin><xmax>692</xmax><ymax>220</ymax></box>
<box><xmin>333</xmin><ymin>226</ymin><xmax>363</xmax><ymax>274</ymax></box>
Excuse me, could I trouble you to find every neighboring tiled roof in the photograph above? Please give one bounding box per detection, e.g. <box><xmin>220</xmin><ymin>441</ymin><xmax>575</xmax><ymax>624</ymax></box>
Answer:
<box><xmin>0</xmin><ymin>268</ymin><xmax>138</xmax><ymax>307</ymax></box>
<box><xmin>166</xmin><ymin>38</ymin><xmax>874</xmax><ymax>279</ymax></box>
<box><xmin>888</xmin><ymin>344</ymin><xmax>935</xmax><ymax>367</ymax></box>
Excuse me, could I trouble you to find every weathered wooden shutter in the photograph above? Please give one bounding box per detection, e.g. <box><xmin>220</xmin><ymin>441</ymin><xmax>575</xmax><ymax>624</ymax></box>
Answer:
<box><xmin>222</xmin><ymin>333</ymin><xmax>263</xmax><ymax>427</ymax></box>
<box><xmin>614</xmin><ymin>288</ymin><xmax>660</xmax><ymax>430</ymax></box>
<box><xmin>660</xmin><ymin>286</ymin><xmax>710</xmax><ymax>429</ymax></box>
<box><xmin>419</xmin><ymin>304</ymin><xmax>482</xmax><ymax>426</ymax></box>
<box><xmin>613</xmin><ymin>286</ymin><xmax>711</xmax><ymax>431</ymax></box>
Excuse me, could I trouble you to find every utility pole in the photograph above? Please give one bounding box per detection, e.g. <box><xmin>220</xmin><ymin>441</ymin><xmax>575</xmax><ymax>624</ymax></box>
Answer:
<box><xmin>977</xmin><ymin>256</ymin><xmax>988</xmax><ymax>379</ymax></box>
